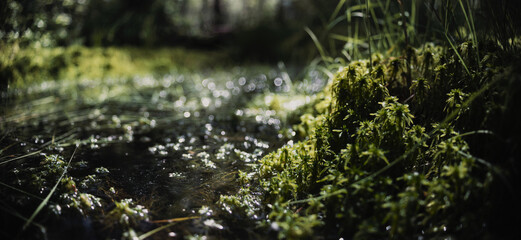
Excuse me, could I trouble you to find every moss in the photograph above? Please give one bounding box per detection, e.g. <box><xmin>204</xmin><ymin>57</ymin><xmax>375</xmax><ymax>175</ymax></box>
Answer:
<box><xmin>105</xmin><ymin>199</ymin><xmax>149</xmax><ymax>228</ymax></box>
<box><xmin>221</xmin><ymin>42</ymin><xmax>521</xmax><ymax>239</ymax></box>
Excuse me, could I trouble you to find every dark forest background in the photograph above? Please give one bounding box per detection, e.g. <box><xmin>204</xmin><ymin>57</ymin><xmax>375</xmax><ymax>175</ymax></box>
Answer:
<box><xmin>1</xmin><ymin>0</ymin><xmax>344</xmax><ymax>62</ymax></box>
<box><xmin>2</xmin><ymin>1</ymin><xmax>521</xmax><ymax>62</ymax></box>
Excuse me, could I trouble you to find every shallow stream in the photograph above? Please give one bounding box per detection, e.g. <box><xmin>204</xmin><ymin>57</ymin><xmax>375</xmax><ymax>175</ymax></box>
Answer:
<box><xmin>0</xmin><ymin>64</ymin><xmax>325</xmax><ymax>239</ymax></box>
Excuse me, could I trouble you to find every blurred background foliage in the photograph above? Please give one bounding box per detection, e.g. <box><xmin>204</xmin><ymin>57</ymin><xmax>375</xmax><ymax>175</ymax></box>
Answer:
<box><xmin>2</xmin><ymin>0</ymin><xmax>521</xmax><ymax>92</ymax></box>
<box><xmin>0</xmin><ymin>0</ymin><xmax>341</xmax><ymax>62</ymax></box>
<box><xmin>1</xmin><ymin>0</ymin><xmax>521</xmax><ymax>62</ymax></box>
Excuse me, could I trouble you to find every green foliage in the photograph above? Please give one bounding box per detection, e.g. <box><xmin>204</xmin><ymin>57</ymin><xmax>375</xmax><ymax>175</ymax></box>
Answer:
<box><xmin>105</xmin><ymin>199</ymin><xmax>149</xmax><ymax>228</ymax></box>
<box><xmin>220</xmin><ymin>41</ymin><xmax>520</xmax><ymax>238</ymax></box>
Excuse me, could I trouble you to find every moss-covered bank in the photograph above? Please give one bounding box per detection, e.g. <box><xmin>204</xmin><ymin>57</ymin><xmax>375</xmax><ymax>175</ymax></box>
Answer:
<box><xmin>219</xmin><ymin>42</ymin><xmax>521</xmax><ymax>239</ymax></box>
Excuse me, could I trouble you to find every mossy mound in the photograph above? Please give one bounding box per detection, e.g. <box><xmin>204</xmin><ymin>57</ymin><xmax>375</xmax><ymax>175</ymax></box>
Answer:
<box><xmin>220</xmin><ymin>42</ymin><xmax>521</xmax><ymax>239</ymax></box>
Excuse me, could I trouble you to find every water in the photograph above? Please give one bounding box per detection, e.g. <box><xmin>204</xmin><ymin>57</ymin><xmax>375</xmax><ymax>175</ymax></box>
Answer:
<box><xmin>0</xmin><ymin>64</ymin><xmax>326</xmax><ymax>238</ymax></box>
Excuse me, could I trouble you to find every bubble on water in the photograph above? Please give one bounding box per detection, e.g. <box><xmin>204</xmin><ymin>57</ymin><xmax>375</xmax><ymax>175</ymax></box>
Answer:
<box><xmin>246</xmin><ymin>83</ymin><xmax>256</xmax><ymax>92</ymax></box>
<box><xmin>232</xmin><ymin>87</ymin><xmax>241</xmax><ymax>95</ymax></box>
<box><xmin>207</xmin><ymin>82</ymin><xmax>216</xmax><ymax>91</ymax></box>
<box><xmin>226</xmin><ymin>81</ymin><xmax>234</xmax><ymax>89</ymax></box>
<box><xmin>274</xmin><ymin>77</ymin><xmax>283</xmax><ymax>87</ymax></box>
<box><xmin>201</xmin><ymin>97</ymin><xmax>211</xmax><ymax>107</ymax></box>
<box><xmin>238</xmin><ymin>77</ymin><xmax>246</xmax><ymax>86</ymax></box>
<box><xmin>183</xmin><ymin>112</ymin><xmax>191</xmax><ymax>118</ymax></box>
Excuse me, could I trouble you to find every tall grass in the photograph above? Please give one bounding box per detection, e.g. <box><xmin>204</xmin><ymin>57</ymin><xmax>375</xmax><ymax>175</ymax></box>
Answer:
<box><xmin>308</xmin><ymin>0</ymin><xmax>519</xmax><ymax>66</ymax></box>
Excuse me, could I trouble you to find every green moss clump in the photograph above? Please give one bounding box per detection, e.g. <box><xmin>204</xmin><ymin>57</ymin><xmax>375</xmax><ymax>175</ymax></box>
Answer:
<box><xmin>220</xmin><ymin>42</ymin><xmax>521</xmax><ymax>239</ymax></box>
<box><xmin>105</xmin><ymin>199</ymin><xmax>149</xmax><ymax>227</ymax></box>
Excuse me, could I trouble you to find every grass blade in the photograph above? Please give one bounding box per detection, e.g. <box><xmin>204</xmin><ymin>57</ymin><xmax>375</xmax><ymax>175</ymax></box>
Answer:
<box><xmin>329</xmin><ymin>0</ymin><xmax>348</xmax><ymax>23</ymax></box>
<box><xmin>0</xmin><ymin>181</ymin><xmax>45</xmax><ymax>201</ymax></box>
<box><xmin>458</xmin><ymin>0</ymin><xmax>476</xmax><ymax>44</ymax></box>
<box><xmin>305</xmin><ymin>27</ymin><xmax>328</xmax><ymax>61</ymax></box>
<box><xmin>0</xmin><ymin>150</ymin><xmax>42</xmax><ymax>166</ymax></box>
<box><xmin>445</xmin><ymin>34</ymin><xmax>471</xmax><ymax>75</ymax></box>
